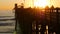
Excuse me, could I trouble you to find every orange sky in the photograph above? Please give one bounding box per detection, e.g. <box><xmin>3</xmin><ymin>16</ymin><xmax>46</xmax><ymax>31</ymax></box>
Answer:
<box><xmin>0</xmin><ymin>0</ymin><xmax>60</xmax><ymax>10</ymax></box>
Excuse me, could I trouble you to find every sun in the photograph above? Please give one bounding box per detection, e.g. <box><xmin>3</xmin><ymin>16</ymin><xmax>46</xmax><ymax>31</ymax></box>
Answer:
<box><xmin>34</xmin><ymin>0</ymin><xmax>49</xmax><ymax>8</ymax></box>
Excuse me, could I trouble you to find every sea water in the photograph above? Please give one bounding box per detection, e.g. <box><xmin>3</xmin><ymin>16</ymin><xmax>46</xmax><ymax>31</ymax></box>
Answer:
<box><xmin>0</xmin><ymin>10</ymin><xmax>15</xmax><ymax>33</ymax></box>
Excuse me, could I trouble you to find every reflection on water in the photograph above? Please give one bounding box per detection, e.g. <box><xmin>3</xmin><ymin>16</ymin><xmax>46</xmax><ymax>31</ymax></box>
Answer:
<box><xmin>0</xmin><ymin>16</ymin><xmax>15</xmax><ymax>32</ymax></box>
<box><xmin>0</xmin><ymin>10</ymin><xmax>15</xmax><ymax>32</ymax></box>
<box><xmin>32</xmin><ymin>24</ymin><xmax>48</xmax><ymax>34</ymax></box>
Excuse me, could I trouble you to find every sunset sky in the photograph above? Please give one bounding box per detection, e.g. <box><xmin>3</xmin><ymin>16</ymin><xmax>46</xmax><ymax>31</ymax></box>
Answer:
<box><xmin>0</xmin><ymin>0</ymin><xmax>60</xmax><ymax>10</ymax></box>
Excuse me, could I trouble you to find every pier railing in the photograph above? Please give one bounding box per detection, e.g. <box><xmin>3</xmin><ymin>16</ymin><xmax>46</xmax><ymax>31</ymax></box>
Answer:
<box><xmin>15</xmin><ymin>4</ymin><xmax>60</xmax><ymax>34</ymax></box>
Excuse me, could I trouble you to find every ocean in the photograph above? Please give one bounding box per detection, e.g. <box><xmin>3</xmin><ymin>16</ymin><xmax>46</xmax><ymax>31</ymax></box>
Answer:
<box><xmin>0</xmin><ymin>10</ymin><xmax>15</xmax><ymax>33</ymax></box>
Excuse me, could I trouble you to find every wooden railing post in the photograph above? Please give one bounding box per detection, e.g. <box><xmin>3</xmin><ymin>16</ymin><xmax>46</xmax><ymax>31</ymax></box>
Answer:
<box><xmin>15</xmin><ymin>3</ymin><xmax>18</xmax><ymax>32</ymax></box>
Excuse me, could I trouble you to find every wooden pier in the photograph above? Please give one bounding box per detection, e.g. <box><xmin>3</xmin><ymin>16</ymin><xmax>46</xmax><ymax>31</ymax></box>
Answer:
<box><xmin>14</xmin><ymin>4</ymin><xmax>60</xmax><ymax>34</ymax></box>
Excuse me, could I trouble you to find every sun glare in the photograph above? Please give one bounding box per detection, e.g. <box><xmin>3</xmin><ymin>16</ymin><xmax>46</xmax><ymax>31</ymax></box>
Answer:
<box><xmin>34</xmin><ymin>0</ymin><xmax>49</xmax><ymax>8</ymax></box>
